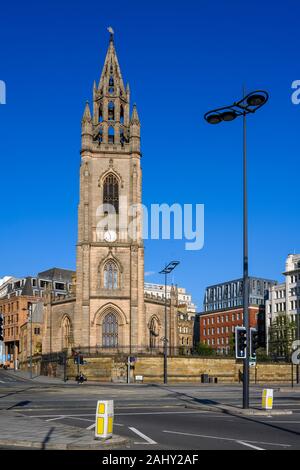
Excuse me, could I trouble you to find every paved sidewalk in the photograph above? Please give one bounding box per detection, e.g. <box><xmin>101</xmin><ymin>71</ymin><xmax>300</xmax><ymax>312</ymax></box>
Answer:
<box><xmin>0</xmin><ymin>410</ymin><xmax>128</xmax><ymax>450</ymax></box>
<box><xmin>8</xmin><ymin>369</ymin><xmax>73</xmax><ymax>385</ymax></box>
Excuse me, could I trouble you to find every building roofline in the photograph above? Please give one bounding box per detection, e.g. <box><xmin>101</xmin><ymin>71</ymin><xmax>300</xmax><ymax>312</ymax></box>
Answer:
<box><xmin>205</xmin><ymin>277</ymin><xmax>278</xmax><ymax>290</ymax></box>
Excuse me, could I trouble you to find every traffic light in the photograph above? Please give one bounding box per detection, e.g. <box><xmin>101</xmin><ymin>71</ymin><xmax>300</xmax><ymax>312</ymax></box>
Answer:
<box><xmin>235</xmin><ymin>326</ymin><xmax>247</xmax><ymax>359</ymax></box>
<box><xmin>250</xmin><ymin>328</ymin><xmax>259</xmax><ymax>360</ymax></box>
<box><xmin>0</xmin><ymin>315</ymin><xmax>3</xmax><ymax>341</ymax></box>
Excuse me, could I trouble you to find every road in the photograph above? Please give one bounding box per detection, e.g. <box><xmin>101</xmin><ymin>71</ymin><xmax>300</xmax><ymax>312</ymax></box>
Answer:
<box><xmin>0</xmin><ymin>369</ymin><xmax>300</xmax><ymax>450</ymax></box>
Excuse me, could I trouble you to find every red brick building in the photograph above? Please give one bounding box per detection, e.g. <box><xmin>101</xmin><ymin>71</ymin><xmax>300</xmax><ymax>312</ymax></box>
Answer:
<box><xmin>199</xmin><ymin>306</ymin><xmax>262</xmax><ymax>355</ymax></box>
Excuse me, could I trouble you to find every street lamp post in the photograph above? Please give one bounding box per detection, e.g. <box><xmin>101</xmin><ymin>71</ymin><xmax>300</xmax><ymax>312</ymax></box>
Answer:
<box><xmin>22</xmin><ymin>302</ymin><xmax>35</xmax><ymax>379</ymax></box>
<box><xmin>159</xmin><ymin>261</ymin><xmax>180</xmax><ymax>384</ymax></box>
<box><xmin>204</xmin><ymin>90</ymin><xmax>269</xmax><ymax>409</ymax></box>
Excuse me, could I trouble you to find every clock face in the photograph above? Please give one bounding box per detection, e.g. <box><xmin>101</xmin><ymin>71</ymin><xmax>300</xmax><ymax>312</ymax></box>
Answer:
<box><xmin>104</xmin><ymin>230</ymin><xmax>117</xmax><ymax>242</ymax></box>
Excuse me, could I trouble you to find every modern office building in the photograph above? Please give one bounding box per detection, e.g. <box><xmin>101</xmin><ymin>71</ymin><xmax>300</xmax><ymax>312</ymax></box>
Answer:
<box><xmin>204</xmin><ymin>277</ymin><xmax>277</xmax><ymax>313</ymax></box>
<box><xmin>266</xmin><ymin>254</ymin><xmax>300</xmax><ymax>356</ymax></box>
<box><xmin>199</xmin><ymin>276</ymin><xmax>277</xmax><ymax>354</ymax></box>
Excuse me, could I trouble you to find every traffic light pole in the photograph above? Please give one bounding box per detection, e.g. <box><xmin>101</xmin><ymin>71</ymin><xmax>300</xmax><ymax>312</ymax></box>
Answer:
<box><xmin>164</xmin><ymin>271</ymin><xmax>168</xmax><ymax>385</ymax></box>
<box><xmin>29</xmin><ymin>303</ymin><xmax>33</xmax><ymax>379</ymax></box>
<box><xmin>243</xmin><ymin>109</ymin><xmax>250</xmax><ymax>409</ymax></box>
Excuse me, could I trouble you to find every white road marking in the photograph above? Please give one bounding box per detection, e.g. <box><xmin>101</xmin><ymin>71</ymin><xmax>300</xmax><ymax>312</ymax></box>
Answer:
<box><xmin>237</xmin><ymin>440</ymin><xmax>265</xmax><ymax>450</ymax></box>
<box><xmin>45</xmin><ymin>416</ymin><xmax>66</xmax><ymax>422</ymax></box>
<box><xmin>24</xmin><ymin>410</ymin><xmax>212</xmax><ymax>419</ymax></box>
<box><xmin>85</xmin><ymin>422</ymin><xmax>123</xmax><ymax>429</ymax></box>
<box><xmin>0</xmin><ymin>380</ymin><xmax>5</xmax><ymax>383</ymax></box>
<box><xmin>115</xmin><ymin>411</ymin><xmax>215</xmax><ymax>416</ymax></box>
<box><xmin>86</xmin><ymin>423</ymin><xmax>95</xmax><ymax>430</ymax></box>
<box><xmin>65</xmin><ymin>416</ymin><xmax>94</xmax><ymax>423</ymax></box>
<box><xmin>163</xmin><ymin>430</ymin><xmax>291</xmax><ymax>448</ymax></box>
<box><xmin>129</xmin><ymin>427</ymin><xmax>157</xmax><ymax>445</ymax></box>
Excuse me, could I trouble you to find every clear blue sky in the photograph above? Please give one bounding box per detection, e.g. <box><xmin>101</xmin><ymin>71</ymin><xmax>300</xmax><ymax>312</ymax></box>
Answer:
<box><xmin>0</xmin><ymin>0</ymin><xmax>299</xmax><ymax>309</ymax></box>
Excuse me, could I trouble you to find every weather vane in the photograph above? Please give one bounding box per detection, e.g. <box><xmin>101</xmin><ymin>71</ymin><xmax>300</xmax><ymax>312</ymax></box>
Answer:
<box><xmin>107</xmin><ymin>26</ymin><xmax>114</xmax><ymax>41</ymax></box>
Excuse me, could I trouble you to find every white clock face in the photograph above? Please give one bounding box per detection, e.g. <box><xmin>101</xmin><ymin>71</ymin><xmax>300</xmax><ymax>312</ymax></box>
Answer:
<box><xmin>104</xmin><ymin>230</ymin><xmax>117</xmax><ymax>242</ymax></box>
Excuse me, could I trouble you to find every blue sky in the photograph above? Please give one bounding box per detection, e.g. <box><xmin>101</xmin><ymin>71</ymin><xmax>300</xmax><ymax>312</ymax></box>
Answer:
<box><xmin>0</xmin><ymin>0</ymin><xmax>299</xmax><ymax>309</ymax></box>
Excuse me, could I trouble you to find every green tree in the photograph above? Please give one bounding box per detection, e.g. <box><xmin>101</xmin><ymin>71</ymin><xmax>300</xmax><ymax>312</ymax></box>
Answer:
<box><xmin>269</xmin><ymin>315</ymin><xmax>296</xmax><ymax>360</ymax></box>
<box><xmin>195</xmin><ymin>342</ymin><xmax>215</xmax><ymax>356</ymax></box>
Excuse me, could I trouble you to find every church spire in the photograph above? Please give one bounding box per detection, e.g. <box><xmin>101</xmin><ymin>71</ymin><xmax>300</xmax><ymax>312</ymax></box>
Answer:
<box><xmin>82</xmin><ymin>101</ymin><xmax>92</xmax><ymax>122</ymax></box>
<box><xmin>81</xmin><ymin>29</ymin><xmax>140</xmax><ymax>153</ymax></box>
<box><xmin>130</xmin><ymin>104</ymin><xmax>140</xmax><ymax>125</ymax></box>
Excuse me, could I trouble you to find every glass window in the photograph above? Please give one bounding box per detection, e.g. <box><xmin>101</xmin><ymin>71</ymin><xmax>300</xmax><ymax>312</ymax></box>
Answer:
<box><xmin>103</xmin><ymin>173</ymin><xmax>119</xmax><ymax>213</ymax></box>
<box><xmin>102</xmin><ymin>313</ymin><xmax>118</xmax><ymax>347</ymax></box>
<box><xmin>104</xmin><ymin>261</ymin><xmax>118</xmax><ymax>289</ymax></box>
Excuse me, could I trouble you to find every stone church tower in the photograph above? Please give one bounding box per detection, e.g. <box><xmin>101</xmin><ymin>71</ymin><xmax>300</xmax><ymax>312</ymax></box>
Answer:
<box><xmin>74</xmin><ymin>32</ymin><xmax>145</xmax><ymax>351</ymax></box>
<box><xmin>42</xmin><ymin>32</ymin><xmax>180</xmax><ymax>357</ymax></box>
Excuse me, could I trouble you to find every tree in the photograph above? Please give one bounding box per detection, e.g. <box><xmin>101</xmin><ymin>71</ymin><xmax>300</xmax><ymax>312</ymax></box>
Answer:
<box><xmin>269</xmin><ymin>315</ymin><xmax>296</xmax><ymax>360</ymax></box>
<box><xmin>195</xmin><ymin>342</ymin><xmax>215</xmax><ymax>356</ymax></box>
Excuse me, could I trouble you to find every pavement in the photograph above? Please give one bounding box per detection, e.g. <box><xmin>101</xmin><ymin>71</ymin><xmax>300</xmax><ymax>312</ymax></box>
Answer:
<box><xmin>0</xmin><ymin>410</ymin><xmax>128</xmax><ymax>450</ymax></box>
<box><xmin>1</xmin><ymin>369</ymin><xmax>300</xmax><ymax>450</ymax></box>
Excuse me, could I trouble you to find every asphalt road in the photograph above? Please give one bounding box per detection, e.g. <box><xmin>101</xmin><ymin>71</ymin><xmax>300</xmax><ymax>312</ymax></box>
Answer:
<box><xmin>1</xmin><ymin>369</ymin><xmax>300</xmax><ymax>450</ymax></box>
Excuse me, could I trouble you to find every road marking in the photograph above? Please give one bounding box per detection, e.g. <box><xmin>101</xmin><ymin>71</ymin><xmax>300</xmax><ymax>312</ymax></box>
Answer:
<box><xmin>65</xmin><ymin>416</ymin><xmax>94</xmax><ymax>423</ymax></box>
<box><xmin>0</xmin><ymin>380</ymin><xmax>5</xmax><ymax>383</ymax></box>
<box><xmin>163</xmin><ymin>430</ymin><xmax>291</xmax><ymax>448</ymax></box>
<box><xmin>22</xmin><ymin>410</ymin><xmax>211</xmax><ymax>419</ymax></box>
<box><xmin>129</xmin><ymin>427</ymin><xmax>157</xmax><ymax>445</ymax></box>
<box><xmin>116</xmin><ymin>411</ymin><xmax>213</xmax><ymax>416</ymax></box>
<box><xmin>237</xmin><ymin>440</ymin><xmax>265</xmax><ymax>451</ymax></box>
<box><xmin>86</xmin><ymin>423</ymin><xmax>95</xmax><ymax>430</ymax></box>
<box><xmin>45</xmin><ymin>416</ymin><xmax>66</xmax><ymax>422</ymax></box>
<box><xmin>86</xmin><ymin>422</ymin><xmax>123</xmax><ymax>430</ymax></box>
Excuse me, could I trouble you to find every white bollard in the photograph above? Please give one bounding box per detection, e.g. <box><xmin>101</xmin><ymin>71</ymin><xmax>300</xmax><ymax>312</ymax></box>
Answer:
<box><xmin>262</xmin><ymin>388</ymin><xmax>273</xmax><ymax>410</ymax></box>
<box><xmin>95</xmin><ymin>400</ymin><xmax>114</xmax><ymax>440</ymax></box>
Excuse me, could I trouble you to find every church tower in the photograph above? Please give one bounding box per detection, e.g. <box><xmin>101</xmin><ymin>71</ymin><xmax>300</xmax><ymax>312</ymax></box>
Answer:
<box><xmin>74</xmin><ymin>31</ymin><xmax>145</xmax><ymax>351</ymax></box>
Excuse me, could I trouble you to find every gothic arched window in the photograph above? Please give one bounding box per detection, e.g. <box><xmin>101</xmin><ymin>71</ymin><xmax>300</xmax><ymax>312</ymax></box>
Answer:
<box><xmin>99</xmin><ymin>126</ymin><xmax>103</xmax><ymax>143</ymax></box>
<box><xmin>109</xmin><ymin>76</ymin><xmax>114</xmax><ymax>94</ymax></box>
<box><xmin>149</xmin><ymin>317</ymin><xmax>159</xmax><ymax>349</ymax></box>
<box><xmin>108</xmin><ymin>126</ymin><xmax>115</xmax><ymax>144</ymax></box>
<box><xmin>62</xmin><ymin>316</ymin><xmax>71</xmax><ymax>349</ymax></box>
<box><xmin>120</xmin><ymin>128</ymin><xmax>125</xmax><ymax>146</ymax></box>
<box><xmin>120</xmin><ymin>105</ymin><xmax>124</xmax><ymax>124</ymax></box>
<box><xmin>108</xmin><ymin>101</ymin><xmax>115</xmax><ymax>121</ymax></box>
<box><xmin>103</xmin><ymin>173</ymin><xmax>119</xmax><ymax>213</ymax></box>
<box><xmin>102</xmin><ymin>313</ymin><xmax>118</xmax><ymax>347</ymax></box>
<box><xmin>99</xmin><ymin>105</ymin><xmax>103</xmax><ymax>122</ymax></box>
<box><xmin>104</xmin><ymin>260</ymin><xmax>119</xmax><ymax>289</ymax></box>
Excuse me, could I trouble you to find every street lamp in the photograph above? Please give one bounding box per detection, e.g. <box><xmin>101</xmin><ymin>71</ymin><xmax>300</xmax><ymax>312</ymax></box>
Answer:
<box><xmin>204</xmin><ymin>90</ymin><xmax>269</xmax><ymax>409</ymax></box>
<box><xmin>159</xmin><ymin>261</ymin><xmax>180</xmax><ymax>384</ymax></box>
<box><xmin>22</xmin><ymin>302</ymin><xmax>37</xmax><ymax>379</ymax></box>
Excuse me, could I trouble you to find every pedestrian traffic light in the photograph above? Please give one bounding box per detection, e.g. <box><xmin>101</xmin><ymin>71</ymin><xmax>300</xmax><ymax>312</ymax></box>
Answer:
<box><xmin>250</xmin><ymin>328</ymin><xmax>259</xmax><ymax>360</ymax></box>
<box><xmin>235</xmin><ymin>326</ymin><xmax>247</xmax><ymax>359</ymax></box>
<box><xmin>0</xmin><ymin>315</ymin><xmax>3</xmax><ymax>341</ymax></box>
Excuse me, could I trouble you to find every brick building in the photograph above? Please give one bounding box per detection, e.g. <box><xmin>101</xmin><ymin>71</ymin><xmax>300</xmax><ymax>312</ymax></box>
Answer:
<box><xmin>199</xmin><ymin>306</ymin><xmax>263</xmax><ymax>355</ymax></box>
<box><xmin>19</xmin><ymin>302</ymin><xmax>44</xmax><ymax>365</ymax></box>
<box><xmin>0</xmin><ymin>294</ymin><xmax>35</xmax><ymax>367</ymax></box>
<box><xmin>0</xmin><ymin>269</ymin><xmax>74</xmax><ymax>367</ymax></box>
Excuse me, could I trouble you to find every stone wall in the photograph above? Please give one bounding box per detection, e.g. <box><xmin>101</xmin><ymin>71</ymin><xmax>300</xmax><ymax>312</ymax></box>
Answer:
<box><xmin>42</xmin><ymin>355</ymin><xmax>297</xmax><ymax>384</ymax></box>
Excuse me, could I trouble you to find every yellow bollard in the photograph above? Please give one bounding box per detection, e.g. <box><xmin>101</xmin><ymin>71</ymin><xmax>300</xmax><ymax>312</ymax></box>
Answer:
<box><xmin>262</xmin><ymin>389</ymin><xmax>273</xmax><ymax>410</ymax></box>
<box><xmin>95</xmin><ymin>400</ymin><xmax>114</xmax><ymax>440</ymax></box>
